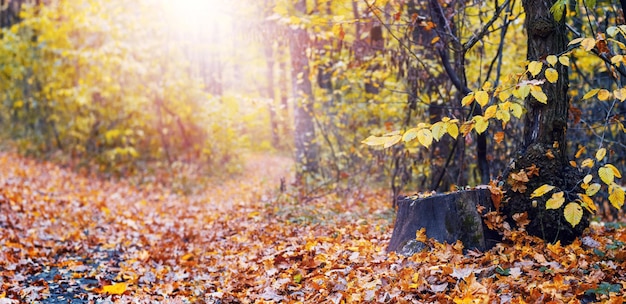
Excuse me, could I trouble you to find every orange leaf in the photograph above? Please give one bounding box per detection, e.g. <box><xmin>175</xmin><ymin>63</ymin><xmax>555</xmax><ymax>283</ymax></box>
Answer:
<box><xmin>101</xmin><ymin>282</ymin><xmax>128</xmax><ymax>295</ymax></box>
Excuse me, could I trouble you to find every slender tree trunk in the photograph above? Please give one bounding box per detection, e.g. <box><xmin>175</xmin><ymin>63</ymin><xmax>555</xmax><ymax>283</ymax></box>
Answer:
<box><xmin>290</xmin><ymin>0</ymin><xmax>319</xmax><ymax>183</ymax></box>
<box><xmin>264</xmin><ymin>42</ymin><xmax>280</xmax><ymax>148</ymax></box>
<box><xmin>278</xmin><ymin>38</ymin><xmax>290</xmax><ymax>139</ymax></box>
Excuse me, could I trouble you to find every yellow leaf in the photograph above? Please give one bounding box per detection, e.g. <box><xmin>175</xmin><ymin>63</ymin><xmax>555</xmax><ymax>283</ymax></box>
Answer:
<box><xmin>564</xmin><ymin>202</ymin><xmax>583</xmax><ymax>227</ymax></box>
<box><xmin>530</xmin><ymin>184</ymin><xmax>555</xmax><ymax>198</ymax></box>
<box><xmin>586</xmin><ymin>183</ymin><xmax>601</xmax><ymax>196</ymax></box>
<box><xmin>496</xmin><ymin>91</ymin><xmax>508</xmax><ymax>103</ymax></box>
<box><xmin>614</xmin><ymin>88</ymin><xmax>626</xmax><ymax>101</ymax></box>
<box><xmin>431</xmin><ymin>122</ymin><xmax>446</xmax><ymax>141</ymax></box>
<box><xmin>596</xmin><ymin>148</ymin><xmax>606</xmax><ymax>161</ymax></box>
<box><xmin>578</xmin><ymin>194</ymin><xmax>598</xmax><ymax>213</ymax></box>
<box><xmin>528</xmin><ymin>61</ymin><xmax>543</xmax><ymax>77</ymax></box>
<box><xmin>475</xmin><ymin>90</ymin><xmax>489</xmax><ymax>107</ymax></box>
<box><xmin>484</xmin><ymin>105</ymin><xmax>497</xmax><ymax>119</ymax></box>
<box><xmin>447</xmin><ymin>123</ymin><xmax>459</xmax><ymax>139</ymax></box>
<box><xmin>558</xmin><ymin>56</ymin><xmax>570</xmax><ymax>66</ymax></box>
<box><xmin>473</xmin><ymin>115</ymin><xmax>489</xmax><ymax>134</ymax></box>
<box><xmin>605</xmin><ymin>164</ymin><xmax>622</xmax><ymax>178</ymax></box>
<box><xmin>384</xmin><ymin>135</ymin><xmax>402</xmax><ymax>148</ymax></box>
<box><xmin>582</xmin><ymin>88</ymin><xmax>600</xmax><ymax>100</ymax></box>
<box><xmin>546</xmin><ymin>55</ymin><xmax>558</xmax><ymax>66</ymax></box>
<box><xmin>402</xmin><ymin>128</ymin><xmax>419</xmax><ymax>142</ymax></box>
<box><xmin>517</xmin><ymin>84</ymin><xmax>531</xmax><ymax>99</ymax></box>
<box><xmin>417</xmin><ymin>129</ymin><xmax>433</xmax><ymax>148</ymax></box>
<box><xmin>581</xmin><ymin>38</ymin><xmax>596</xmax><ymax>51</ymax></box>
<box><xmin>181</xmin><ymin>253</ymin><xmax>195</xmax><ymax>261</ymax></box>
<box><xmin>609</xmin><ymin>183</ymin><xmax>625</xmax><ymax>209</ymax></box>
<box><xmin>581</xmin><ymin>158</ymin><xmax>594</xmax><ymax>168</ymax></box>
<box><xmin>530</xmin><ymin>90</ymin><xmax>548</xmax><ymax>104</ymax></box>
<box><xmin>611</xmin><ymin>54</ymin><xmax>624</xmax><ymax>65</ymax></box>
<box><xmin>462</xmin><ymin>93</ymin><xmax>475</xmax><ymax>106</ymax></box>
<box><xmin>362</xmin><ymin>135</ymin><xmax>386</xmax><ymax>146</ymax></box>
<box><xmin>102</xmin><ymin>282</ymin><xmax>128</xmax><ymax>295</ymax></box>
<box><xmin>599</xmin><ymin>166</ymin><xmax>615</xmax><ymax>185</ymax></box>
<box><xmin>546</xmin><ymin>191</ymin><xmax>565</xmax><ymax>209</ymax></box>
<box><xmin>569</xmin><ymin>37</ymin><xmax>584</xmax><ymax>46</ymax></box>
<box><xmin>545</xmin><ymin>68</ymin><xmax>558</xmax><ymax>83</ymax></box>
<box><xmin>597</xmin><ymin>89</ymin><xmax>611</xmax><ymax>101</ymax></box>
<box><xmin>575</xmin><ymin>146</ymin><xmax>586</xmax><ymax>158</ymax></box>
<box><xmin>460</xmin><ymin>122</ymin><xmax>474</xmax><ymax>136</ymax></box>
<box><xmin>510</xmin><ymin>103</ymin><xmax>523</xmax><ymax>118</ymax></box>
<box><xmin>583</xmin><ymin>174</ymin><xmax>593</xmax><ymax>184</ymax></box>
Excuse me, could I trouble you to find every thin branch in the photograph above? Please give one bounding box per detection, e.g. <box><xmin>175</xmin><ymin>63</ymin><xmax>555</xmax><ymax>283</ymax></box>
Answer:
<box><xmin>463</xmin><ymin>0</ymin><xmax>512</xmax><ymax>51</ymax></box>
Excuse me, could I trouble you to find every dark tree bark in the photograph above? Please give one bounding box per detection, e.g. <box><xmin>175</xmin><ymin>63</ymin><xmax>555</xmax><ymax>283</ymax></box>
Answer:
<box><xmin>290</xmin><ymin>0</ymin><xmax>319</xmax><ymax>183</ymax></box>
<box><xmin>502</xmin><ymin>0</ymin><xmax>589</xmax><ymax>243</ymax></box>
<box><xmin>388</xmin><ymin>189</ymin><xmax>500</xmax><ymax>254</ymax></box>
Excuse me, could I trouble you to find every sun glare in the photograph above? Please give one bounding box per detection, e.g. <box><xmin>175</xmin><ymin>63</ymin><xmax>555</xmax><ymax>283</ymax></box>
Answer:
<box><xmin>159</xmin><ymin>0</ymin><xmax>233</xmax><ymax>35</ymax></box>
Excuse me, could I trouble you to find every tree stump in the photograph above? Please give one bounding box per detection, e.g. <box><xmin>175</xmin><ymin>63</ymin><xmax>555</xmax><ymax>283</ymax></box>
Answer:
<box><xmin>388</xmin><ymin>189</ymin><xmax>500</xmax><ymax>255</ymax></box>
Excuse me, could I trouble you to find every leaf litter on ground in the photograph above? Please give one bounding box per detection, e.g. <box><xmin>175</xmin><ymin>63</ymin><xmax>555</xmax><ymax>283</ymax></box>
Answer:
<box><xmin>1</xmin><ymin>151</ymin><xmax>626</xmax><ymax>303</ymax></box>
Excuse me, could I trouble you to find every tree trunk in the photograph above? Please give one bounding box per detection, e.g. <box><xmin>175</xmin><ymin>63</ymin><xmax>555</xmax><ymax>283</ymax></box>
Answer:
<box><xmin>502</xmin><ymin>0</ymin><xmax>589</xmax><ymax>244</ymax></box>
<box><xmin>290</xmin><ymin>0</ymin><xmax>319</xmax><ymax>183</ymax></box>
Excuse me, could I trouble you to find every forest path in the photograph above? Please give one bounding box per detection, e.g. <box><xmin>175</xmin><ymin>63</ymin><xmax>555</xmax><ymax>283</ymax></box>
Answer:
<box><xmin>0</xmin><ymin>151</ymin><xmax>301</xmax><ymax>302</ymax></box>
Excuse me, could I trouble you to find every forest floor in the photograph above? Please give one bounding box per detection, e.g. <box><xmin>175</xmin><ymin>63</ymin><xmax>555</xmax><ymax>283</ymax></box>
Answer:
<box><xmin>1</xmin><ymin>151</ymin><xmax>626</xmax><ymax>303</ymax></box>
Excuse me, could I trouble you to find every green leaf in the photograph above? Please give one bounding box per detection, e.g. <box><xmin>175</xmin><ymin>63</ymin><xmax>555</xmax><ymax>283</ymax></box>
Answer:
<box><xmin>550</xmin><ymin>0</ymin><xmax>567</xmax><ymax>21</ymax></box>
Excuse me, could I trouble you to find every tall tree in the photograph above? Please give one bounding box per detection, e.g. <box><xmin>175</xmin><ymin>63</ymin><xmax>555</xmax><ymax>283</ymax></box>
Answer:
<box><xmin>502</xmin><ymin>0</ymin><xmax>589</xmax><ymax>243</ymax></box>
<box><xmin>290</xmin><ymin>0</ymin><xmax>319</xmax><ymax>183</ymax></box>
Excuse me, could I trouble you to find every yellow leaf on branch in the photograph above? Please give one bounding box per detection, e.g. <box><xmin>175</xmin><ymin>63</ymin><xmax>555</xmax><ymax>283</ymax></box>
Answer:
<box><xmin>528</xmin><ymin>61</ymin><xmax>543</xmax><ymax>77</ymax></box>
<box><xmin>609</xmin><ymin>183</ymin><xmax>625</xmax><ymax>209</ymax></box>
<box><xmin>475</xmin><ymin>90</ymin><xmax>489</xmax><ymax>107</ymax></box>
<box><xmin>473</xmin><ymin>116</ymin><xmax>489</xmax><ymax>134</ymax></box>
<box><xmin>545</xmin><ymin>68</ymin><xmax>558</xmax><ymax>83</ymax></box>
<box><xmin>462</xmin><ymin>93</ymin><xmax>475</xmax><ymax>106</ymax></box>
<box><xmin>605</xmin><ymin>164</ymin><xmax>622</xmax><ymax>178</ymax></box>
<box><xmin>545</xmin><ymin>191</ymin><xmax>565</xmax><ymax>209</ymax></box>
<box><xmin>597</xmin><ymin>89</ymin><xmax>611</xmax><ymax>101</ymax></box>
<box><xmin>578</xmin><ymin>194</ymin><xmax>597</xmax><ymax>213</ymax></box>
<box><xmin>530</xmin><ymin>184</ymin><xmax>555</xmax><ymax>198</ymax></box>
<box><xmin>546</xmin><ymin>55</ymin><xmax>558</xmax><ymax>66</ymax></box>
<box><xmin>595</xmin><ymin>148</ymin><xmax>606</xmax><ymax>161</ymax></box>
<box><xmin>530</xmin><ymin>90</ymin><xmax>548</xmax><ymax>104</ymax></box>
<box><xmin>417</xmin><ymin>129</ymin><xmax>433</xmax><ymax>148</ymax></box>
<box><xmin>599</xmin><ymin>166</ymin><xmax>615</xmax><ymax>185</ymax></box>
<box><xmin>586</xmin><ymin>183</ymin><xmax>601</xmax><ymax>196</ymax></box>
<box><xmin>564</xmin><ymin>203</ymin><xmax>583</xmax><ymax>227</ymax></box>
<box><xmin>582</xmin><ymin>88</ymin><xmax>600</xmax><ymax>100</ymax></box>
